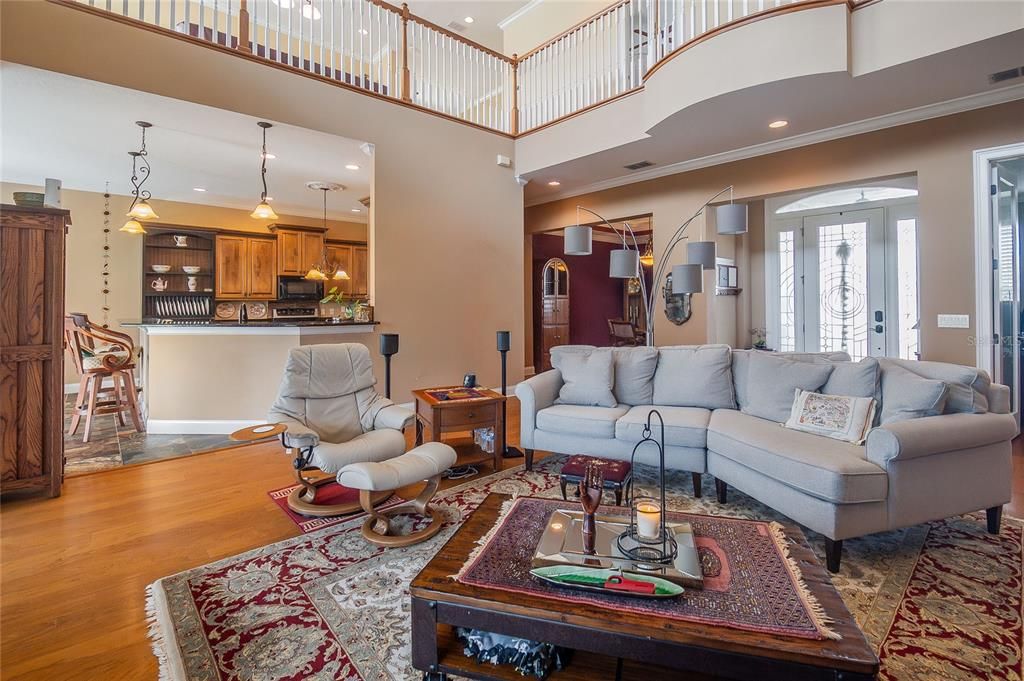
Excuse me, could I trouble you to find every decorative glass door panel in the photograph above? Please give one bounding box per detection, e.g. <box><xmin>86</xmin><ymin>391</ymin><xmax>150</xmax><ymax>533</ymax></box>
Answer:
<box><xmin>992</xmin><ymin>162</ymin><xmax>1021</xmax><ymax>420</ymax></box>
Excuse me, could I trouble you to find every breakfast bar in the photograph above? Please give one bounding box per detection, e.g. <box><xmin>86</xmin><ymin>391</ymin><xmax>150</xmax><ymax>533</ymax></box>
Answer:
<box><xmin>126</xmin><ymin>320</ymin><xmax>378</xmax><ymax>434</ymax></box>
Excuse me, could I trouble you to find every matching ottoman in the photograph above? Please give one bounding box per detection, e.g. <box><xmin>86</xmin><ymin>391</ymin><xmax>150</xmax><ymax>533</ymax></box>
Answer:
<box><xmin>559</xmin><ymin>455</ymin><xmax>633</xmax><ymax>506</ymax></box>
<box><xmin>338</xmin><ymin>442</ymin><xmax>458</xmax><ymax>547</ymax></box>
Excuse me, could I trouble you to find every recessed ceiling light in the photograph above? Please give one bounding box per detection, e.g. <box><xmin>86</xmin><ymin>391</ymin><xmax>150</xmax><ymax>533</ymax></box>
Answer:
<box><xmin>192</xmin><ymin>187</ymin><xmax>207</xmax><ymax>192</ymax></box>
<box><xmin>548</xmin><ymin>180</ymin><xmax>561</xmax><ymax>186</ymax></box>
<box><xmin>351</xmin><ymin>208</ymin><xmax>361</xmax><ymax>213</ymax></box>
<box><xmin>262</xmin><ymin>152</ymin><xmax>276</xmax><ymax>160</ymax></box>
<box><xmin>359</xmin><ymin>28</ymin><xmax>369</xmax><ymax>35</ymax></box>
<box><xmin>464</xmin><ymin>16</ymin><xmax>474</xmax><ymax>23</ymax></box>
<box><xmin>345</xmin><ymin>163</ymin><xmax>360</xmax><ymax>170</ymax></box>
<box><xmin>769</xmin><ymin>120</ymin><xmax>789</xmax><ymax>129</ymax></box>
<box><xmin>301</xmin><ymin>1</ymin><xmax>320</xmax><ymax>20</ymax></box>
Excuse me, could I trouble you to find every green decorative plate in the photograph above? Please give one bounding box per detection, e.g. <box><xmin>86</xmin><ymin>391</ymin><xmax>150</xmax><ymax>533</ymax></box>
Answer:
<box><xmin>530</xmin><ymin>565</ymin><xmax>684</xmax><ymax>599</ymax></box>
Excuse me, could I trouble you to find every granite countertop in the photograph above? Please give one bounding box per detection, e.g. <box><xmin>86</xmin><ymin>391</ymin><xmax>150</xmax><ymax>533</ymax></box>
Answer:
<box><xmin>123</xmin><ymin>318</ymin><xmax>379</xmax><ymax>328</ymax></box>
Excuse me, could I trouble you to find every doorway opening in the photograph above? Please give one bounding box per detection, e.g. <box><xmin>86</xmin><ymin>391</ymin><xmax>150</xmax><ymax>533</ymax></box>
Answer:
<box><xmin>765</xmin><ymin>177</ymin><xmax>920</xmax><ymax>361</ymax></box>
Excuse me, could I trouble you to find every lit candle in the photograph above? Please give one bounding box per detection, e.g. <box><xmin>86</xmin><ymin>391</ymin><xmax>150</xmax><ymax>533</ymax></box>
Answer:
<box><xmin>636</xmin><ymin>501</ymin><xmax>661</xmax><ymax>540</ymax></box>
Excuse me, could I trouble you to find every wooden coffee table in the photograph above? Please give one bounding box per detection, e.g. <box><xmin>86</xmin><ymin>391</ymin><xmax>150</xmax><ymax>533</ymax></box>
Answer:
<box><xmin>410</xmin><ymin>493</ymin><xmax>879</xmax><ymax>681</ymax></box>
<box><xmin>413</xmin><ymin>387</ymin><xmax>505</xmax><ymax>474</ymax></box>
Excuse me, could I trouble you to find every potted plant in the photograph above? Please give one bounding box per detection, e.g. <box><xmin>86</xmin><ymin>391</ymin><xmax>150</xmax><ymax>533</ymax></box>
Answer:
<box><xmin>321</xmin><ymin>287</ymin><xmax>355</xmax><ymax>323</ymax></box>
<box><xmin>750</xmin><ymin>327</ymin><xmax>768</xmax><ymax>350</ymax></box>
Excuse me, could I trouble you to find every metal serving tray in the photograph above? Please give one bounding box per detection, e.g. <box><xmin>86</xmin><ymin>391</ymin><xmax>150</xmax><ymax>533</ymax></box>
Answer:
<box><xmin>531</xmin><ymin>509</ymin><xmax>704</xmax><ymax>588</ymax></box>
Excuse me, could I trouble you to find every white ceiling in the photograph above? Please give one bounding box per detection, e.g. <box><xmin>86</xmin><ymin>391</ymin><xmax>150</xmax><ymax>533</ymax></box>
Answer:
<box><xmin>0</xmin><ymin>63</ymin><xmax>371</xmax><ymax>222</ymax></box>
<box><xmin>523</xmin><ymin>28</ymin><xmax>1024</xmax><ymax>203</ymax></box>
<box><xmin>405</xmin><ymin>0</ymin><xmax>530</xmax><ymax>52</ymax></box>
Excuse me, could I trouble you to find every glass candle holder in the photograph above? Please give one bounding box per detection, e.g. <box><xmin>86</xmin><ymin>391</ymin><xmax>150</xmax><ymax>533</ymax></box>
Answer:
<box><xmin>634</xmin><ymin>497</ymin><xmax>662</xmax><ymax>541</ymax></box>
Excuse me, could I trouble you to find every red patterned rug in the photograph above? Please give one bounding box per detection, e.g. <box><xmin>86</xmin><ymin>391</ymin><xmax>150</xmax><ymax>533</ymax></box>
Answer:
<box><xmin>148</xmin><ymin>457</ymin><xmax>1023</xmax><ymax>680</ymax></box>
<box><xmin>267</xmin><ymin>483</ymin><xmax>379</xmax><ymax>533</ymax></box>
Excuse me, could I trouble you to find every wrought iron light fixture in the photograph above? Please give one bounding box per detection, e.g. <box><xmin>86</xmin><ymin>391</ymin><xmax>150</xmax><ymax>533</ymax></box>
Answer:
<box><xmin>304</xmin><ymin>182</ymin><xmax>349</xmax><ymax>281</ymax></box>
<box><xmin>120</xmin><ymin>121</ymin><xmax>158</xmax><ymax>234</ymax></box>
<box><xmin>251</xmin><ymin>121</ymin><xmax>279</xmax><ymax>220</ymax></box>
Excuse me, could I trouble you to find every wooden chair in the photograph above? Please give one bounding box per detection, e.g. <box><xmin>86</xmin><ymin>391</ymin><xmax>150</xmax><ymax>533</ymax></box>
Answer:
<box><xmin>64</xmin><ymin>313</ymin><xmax>144</xmax><ymax>442</ymax></box>
<box><xmin>608</xmin><ymin>319</ymin><xmax>643</xmax><ymax>346</ymax></box>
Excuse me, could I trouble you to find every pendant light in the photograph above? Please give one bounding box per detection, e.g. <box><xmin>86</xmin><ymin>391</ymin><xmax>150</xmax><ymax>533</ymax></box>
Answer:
<box><xmin>303</xmin><ymin>182</ymin><xmax>349</xmax><ymax>281</ymax></box>
<box><xmin>120</xmin><ymin>121</ymin><xmax>158</xmax><ymax>233</ymax></box>
<box><xmin>251</xmin><ymin>121</ymin><xmax>279</xmax><ymax>220</ymax></box>
<box><xmin>639</xmin><ymin>239</ymin><xmax>654</xmax><ymax>267</ymax></box>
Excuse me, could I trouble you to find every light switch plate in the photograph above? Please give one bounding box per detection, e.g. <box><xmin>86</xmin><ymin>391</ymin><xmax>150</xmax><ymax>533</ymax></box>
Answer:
<box><xmin>937</xmin><ymin>314</ymin><xmax>970</xmax><ymax>329</ymax></box>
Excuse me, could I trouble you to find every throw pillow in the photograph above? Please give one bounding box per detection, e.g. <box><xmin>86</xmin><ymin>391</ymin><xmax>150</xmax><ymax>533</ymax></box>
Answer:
<box><xmin>611</xmin><ymin>346</ymin><xmax>659</xmax><ymax>405</ymax></box>
<box><xmin>551</xmin><ymin>347</ymin><xmax>617</xmax><ymax>408</ymax></box>
<box><xmin>878</xmin><ymin>362</ymin><xmax>947</xmax><ymax>424</ymax></box>
<box><xmin>822</xmin><ymin>357</ymin><xmax>879</xmax><ymax>398</ymax></box>
<box><xmin>784</xmin><ymin>389</ymin><xmax>877</xmax><ymax>444</ymax></box>
<box><xmin>652</xmin><ymin>345</ymin><xmax>735</xmax><ymax>409</ymax></box>
<box><xmin>879</xmin><ymin>358</ymin><xmax>989</xmax><ymax>414</ymax></box>
<box><xmin>742</xmin><ymin>352</ymin><xmax>834</xmax><ymax>423</ymax></box>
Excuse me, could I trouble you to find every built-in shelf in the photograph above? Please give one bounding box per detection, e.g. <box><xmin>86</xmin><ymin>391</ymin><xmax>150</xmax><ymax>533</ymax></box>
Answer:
<box><xmin>146</xmin><ymin>245</ymin><xmax>214</xmax><ymax>252</ymax></box>
<box><xmin>145</xmin><ymin>291</ymin><xmax>216</xmax><ymax>296</ymax></box>
<box><xmin>145</xmin><ymin>272</ymin><xmax>213</xmax><ymax>276</ymax></box>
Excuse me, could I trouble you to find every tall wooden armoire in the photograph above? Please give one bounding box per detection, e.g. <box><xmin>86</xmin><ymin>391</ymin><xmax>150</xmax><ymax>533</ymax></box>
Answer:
<box><xmin>1</xmin><ymin>204</ymin><xmax>70</xmax><ymax>498</ymax></box>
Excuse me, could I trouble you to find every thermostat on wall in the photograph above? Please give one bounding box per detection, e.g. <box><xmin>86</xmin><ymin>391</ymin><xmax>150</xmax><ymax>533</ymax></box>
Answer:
<box><xmin>937</xmin><ymin>314</ymin><xmax>970</xmax><ymax>329</ymax></box>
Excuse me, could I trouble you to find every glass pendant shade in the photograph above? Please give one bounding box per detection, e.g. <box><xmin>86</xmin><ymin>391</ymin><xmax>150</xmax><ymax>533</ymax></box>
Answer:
<box><xmin>716</xmin><ymin>203</ymin><xmax>748</xmax><ymax>235</ymax></box>
<box><xmin>126</xmin><ymin>198</ymin><xmax>158</xmax><ymax>220</ymax></box>
<box><xmin>333</xmin><ymin>269</ymin><xmax>350</xmax><ymax>280</ymax></box>
<box><xmin>250</xmin><ymin>200</ymin><xmax>278</xmax><ymax>220</ymax></box>
<box><xmin>563</xmin><ymin>225</ymin><xmax>593</xmax><ymax>256</ymax></box>
<box><xmin>119</xmin><ymin>219</ymin><xmax>146</xmax><ymax>235</ymax></box>
<box><xmin>687</xmin><ymin>241</ymin><xmax>717</xmax><ymax>271</ymax></box>
<box><xmin>609</xmin><ymin>249</ymin><xmax>640</xmax><ymax>278</ymax></box>
<box><xmin>639</xmin><ymin>241</ymin><xmax>654</xmax><ymax>267</ymax></box>
<box><xmin>671</xmin><ymin>264</ymin><xmax>703</xmax><ymax>294</ymax></box>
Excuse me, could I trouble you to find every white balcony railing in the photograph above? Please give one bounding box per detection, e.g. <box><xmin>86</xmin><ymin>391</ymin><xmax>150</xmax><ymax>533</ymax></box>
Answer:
<box><xmin>69</xmin><ymin>0</ymin><xmax>820</xmax><ymax>136</ymax></box>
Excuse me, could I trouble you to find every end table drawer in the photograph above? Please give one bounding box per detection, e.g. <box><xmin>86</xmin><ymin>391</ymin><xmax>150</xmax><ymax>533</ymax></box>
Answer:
<box><xmin>440</xmin><ymin>403</ymin><xmax>495</xmax><ymax>429</ymax></box>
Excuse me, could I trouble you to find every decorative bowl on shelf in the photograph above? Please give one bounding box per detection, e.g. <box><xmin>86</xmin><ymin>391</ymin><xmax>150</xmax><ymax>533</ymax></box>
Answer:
<box><xmin>151</xmin><ymin>265</ymin><xmax>172</xmax><ymax>273</ymax></box>
<box><xmin>182</xmin><ymin>266</ymin><xmax>201</xmax><ymax>274</ymax></box>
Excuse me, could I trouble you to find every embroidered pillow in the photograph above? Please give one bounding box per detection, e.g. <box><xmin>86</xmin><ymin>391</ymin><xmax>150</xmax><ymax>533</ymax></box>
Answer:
<box><xmin>784</xmin><ymin>389</ymin><xmax>876</xmax><ymax>445</ymax></box>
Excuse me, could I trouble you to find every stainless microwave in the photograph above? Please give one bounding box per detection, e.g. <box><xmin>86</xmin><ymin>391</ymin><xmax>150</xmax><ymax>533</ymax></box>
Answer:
<box><xmin>277</xmin><ymin>277</ymin><xmax>323</xmax><ymax>301</ymax></box>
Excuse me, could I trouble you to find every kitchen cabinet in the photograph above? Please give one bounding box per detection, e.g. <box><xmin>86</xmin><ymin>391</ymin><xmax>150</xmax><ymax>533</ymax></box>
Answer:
<box><xmin>326</xmin><ymin>243</ymin><xmax>353</xmax><ymax>294</ymax></box>
<box><xmin>271</xmin><ymin>225</ymin><xmax>325</xmax><ymax>276</ymax></box>
<box><xmin>215</xmin><ymin>235</ymin><xmax>277</xmax><ymax>299</ymax></box>
<box><xmin>351</xmin><ymin>245</ymin><xmax>369</xmax><ymax>297</ymax></box>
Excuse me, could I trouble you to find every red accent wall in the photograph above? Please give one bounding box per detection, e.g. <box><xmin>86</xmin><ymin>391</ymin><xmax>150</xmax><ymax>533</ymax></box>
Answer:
<box><xmin>532</xmin><ymin>233</ymin><xmax>625</xmax><ymax>368</ymax></box>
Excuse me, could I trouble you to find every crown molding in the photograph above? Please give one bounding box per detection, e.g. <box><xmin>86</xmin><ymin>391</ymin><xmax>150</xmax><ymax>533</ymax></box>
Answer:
<box><xmin>498</xmin><ymin>0</ymin><xmax>545</xmax><ymax>30</ymax></box>
<box><xmin>524</xmin><ymin>83</ymin><xmax>1024</xmax><ymax>207</ymax></box>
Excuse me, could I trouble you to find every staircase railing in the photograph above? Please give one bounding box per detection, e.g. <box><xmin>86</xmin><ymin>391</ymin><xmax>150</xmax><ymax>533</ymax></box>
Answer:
<box><xmin>67</xmin><ymin>0</ymin><xmax>839</xmax><ymax>137</ymax></box>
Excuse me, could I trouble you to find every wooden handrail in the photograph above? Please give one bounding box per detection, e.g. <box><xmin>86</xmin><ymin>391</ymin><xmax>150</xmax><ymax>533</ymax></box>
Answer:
<box><xmin>406</xmin><ymin>13</ymin><xmax>514</xmax><ymax>63</ymax></box>
<box><xmin>516</xmin><ymin>0</ymin><xmax>632</xmax><ymax>62</ymax></box>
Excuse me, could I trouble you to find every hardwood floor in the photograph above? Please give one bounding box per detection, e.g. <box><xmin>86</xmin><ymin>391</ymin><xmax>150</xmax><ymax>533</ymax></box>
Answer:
<box><xmin>2</xmin><ymin>399</ymin><xmax>1022</xmax><ymax>680</ymax></box>
<box><xmin>0</xmin><ymin>399</ymin><xmax>530</xmax><ymax>681</ymax></box>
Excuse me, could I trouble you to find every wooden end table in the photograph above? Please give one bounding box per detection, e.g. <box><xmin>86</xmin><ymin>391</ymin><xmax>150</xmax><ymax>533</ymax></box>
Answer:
<box><xmin>412</xmin><ymin>387</ymin><xmax>505</xmax><ymax>474</ymax></box>
<box><xmin>410</xmin><ymin>493</ymin><xmax>879</xmax><ymax>681</ymax></box>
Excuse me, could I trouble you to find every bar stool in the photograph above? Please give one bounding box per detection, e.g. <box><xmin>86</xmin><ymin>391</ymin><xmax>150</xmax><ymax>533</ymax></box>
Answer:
<box><xmin>64</xmin><ymin>313</ymin><xmax>144</xmax><ymax>442</ymax></box>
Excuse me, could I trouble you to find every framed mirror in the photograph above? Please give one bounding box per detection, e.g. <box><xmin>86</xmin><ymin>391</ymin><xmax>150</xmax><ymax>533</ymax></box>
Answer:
<box><xmin>663</xmin><ymin>272</ymin><xmax>692</xmax><ymax>325</ymax></box>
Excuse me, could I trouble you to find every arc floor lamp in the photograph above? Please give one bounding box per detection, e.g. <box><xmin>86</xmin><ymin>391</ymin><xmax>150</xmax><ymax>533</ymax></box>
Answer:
<box><xmin>564</xmin><ymin>186</ymin><xmax>748</xmax><ymax>346</ymax></box>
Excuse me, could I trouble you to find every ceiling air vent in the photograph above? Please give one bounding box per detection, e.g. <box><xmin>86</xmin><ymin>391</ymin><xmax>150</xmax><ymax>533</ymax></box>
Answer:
<box><xmin>624</xmin><ymin>160</ymin><xmax>655</xmax><ymax>170</ymax></box>
<box><xmin>989</xmin><ymin>67</ymin><xmax>1022</xmax><ymax>84</ymax></box>
<box><xmin>447</xmin><ymin>20</ymin><xmax>468</xmax><ymax>32</ymax></box>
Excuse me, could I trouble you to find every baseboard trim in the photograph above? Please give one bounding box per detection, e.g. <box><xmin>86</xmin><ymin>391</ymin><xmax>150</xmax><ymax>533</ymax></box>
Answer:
<box><xmin>146</xmin><ymin>419</ymin><xmax>263</xmax><ymax>435</ymax></box>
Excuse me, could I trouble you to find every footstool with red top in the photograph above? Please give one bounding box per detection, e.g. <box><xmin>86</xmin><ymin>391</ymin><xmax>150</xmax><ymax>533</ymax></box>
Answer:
<box><xmin>559</xmin><ymin>455</ymin><xmax>632</xmax><ymax>506</ymax></box>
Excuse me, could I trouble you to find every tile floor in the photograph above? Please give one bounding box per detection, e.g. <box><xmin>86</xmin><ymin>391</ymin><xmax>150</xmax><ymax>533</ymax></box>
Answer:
<box><xmin>63</xmin><ymin>394</ymin><xmax>235</xmax><ymax>475</ymax></box>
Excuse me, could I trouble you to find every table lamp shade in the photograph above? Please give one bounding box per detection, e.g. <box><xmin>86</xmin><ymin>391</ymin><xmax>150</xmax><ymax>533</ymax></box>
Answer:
<box><xmin>671</xmin><ymin>264</ymin><xmax>703</xmax><ymax>294</ymax></box>
<box><xmin>609</xmin><ymin>249</ymin><xmax>639</xmax><ymax>278</ymax></box>
<box><xmin>716</xmin><ymin>202</ymin><xmax>748</xmax><ymax>235</ymax></box>
<box><xmin>687</xmin><ymin>241</ymin><xmax>717</xmax><ymax>271</ymax></box>
<box><xmin>380</xmin><ymin>333</ymin><xmax>399</xmax><ymax>357</ymax></box>
<box><xmin>564</xmin><ymin>225</ymin><xmax>593</xmax><ymax>256</ymax></box>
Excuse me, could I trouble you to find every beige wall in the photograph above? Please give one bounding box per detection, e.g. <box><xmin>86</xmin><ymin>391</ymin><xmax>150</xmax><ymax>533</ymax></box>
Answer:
<box><xmin>0</xmin><ymin>182</ymin><xmax>366</xmax><ymax>384</ymax></box>
<box><xmin>502</xmin><ymin>0</ymin><xmax>608</xmax><ymax>56</ymax></box>
<box><xmin>525</xmin><ymin>100</ymin><xmax>1024</xmax><ymax>368</ymax></box>
<box><xmin>2</xmin><ymin>0</ymin><xmax>525</xmax><ymax>404</ymax></box>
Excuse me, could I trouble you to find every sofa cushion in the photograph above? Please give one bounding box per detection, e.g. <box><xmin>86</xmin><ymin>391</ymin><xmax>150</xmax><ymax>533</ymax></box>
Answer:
<box><xmin>880</xmin><ymin>358</ymin><xmax>989</xmax><ymax>414</ymax></box>
<box><xmin>821</xmin><ymin>358</ymin><xmax>879</xmax><ymax>398</ymax></box>
<box><xmin>615</xmin><ymin>406</ymin><xmax>711</xmax><ymax>448</ymax></box>
<box><xmin>551</xmin><ymin>347</ymin><xmax>617</xmax><ymax>408</ymax></box>
<box><xmin>652</xmin><ymin>345</ymin><xmax>735</xmax><ymax>409</ymax></box>
<box><xmin>708</xmin><ymin>409</ymin><xmax>888</xmax><ymax>504</ymax></box>
<box><xmin>612</xmin><ymin>347</ymin><xmax>659</xmax><ymax>405</ymax></box>
<box><xmin>878</xmin><ymin>362</ymin><xmax>947</xmax><ymax>424</ymax></box>
<box><xmin>742</xmin><ymin>353</ymin><xmax>833</xmax><ymax>423</ymax></box>
<box><xmin>733</xmin><ymin>350</ymin><xmax>850</xmax><ymax>410</ymax></box>
<box><xmin>536</xmin><ymin>405</ymin><xmax>629</xmax><ymax>439</ymax></box>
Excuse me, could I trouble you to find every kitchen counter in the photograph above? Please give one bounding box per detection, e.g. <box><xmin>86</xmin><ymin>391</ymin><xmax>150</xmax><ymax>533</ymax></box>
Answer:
<box><xmin>124</xmin><ymin>319</ymin><xmax>378</xmax><ymax>335</ymax></box>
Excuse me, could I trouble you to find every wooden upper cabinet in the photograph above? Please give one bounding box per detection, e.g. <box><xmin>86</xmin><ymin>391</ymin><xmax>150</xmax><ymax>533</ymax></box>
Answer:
<box><xmin>351</xmin><ymin>245</ymin><xmax>369</xmax><ymax>297</ymax></box>
<box><xmin>215</xmin><ymin>235</ymin><xmax>248</xmax><ymax>299</ymax></box>
<box><xmin>276</xmin><ymin>230</ymin><xmax>303</xmax><ymax>276</ymax></box>
<box><xmin>216</xmin><ymin>235</ymin><xmax>277</xmax><ymax>298</ymax></box>
<box><xmin>301</xmin><ymin>232</ymin><xmax>324</xmax><ymax>273</ymax></box>
<box><xmin>248</xmin><ymin>238</ymin><xmax>277</xmax><ymax>298</ymax></box>
<box><xmin>326</xmin><ymin>244</ymin><xmax>353</xmax><ymax>294</ymax></box>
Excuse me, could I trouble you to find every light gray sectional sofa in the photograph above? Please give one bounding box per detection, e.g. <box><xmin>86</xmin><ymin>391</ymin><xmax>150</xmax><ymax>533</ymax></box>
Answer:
<box><xmin>516</xmin><ymin>345</ymin><xmax>1017</xmax><ymax>572</ymax></box>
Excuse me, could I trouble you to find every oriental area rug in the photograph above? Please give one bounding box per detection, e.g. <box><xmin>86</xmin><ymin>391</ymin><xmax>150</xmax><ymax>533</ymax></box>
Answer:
<box><xmin>148</xmin><ymin>456</ymin><xmax>1023</xmax><ymax>681</ymax></box>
